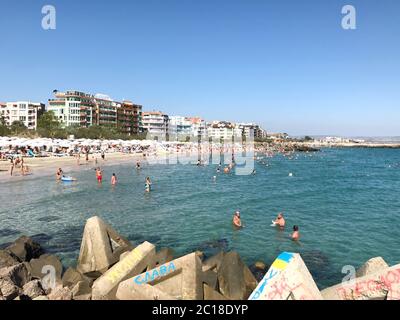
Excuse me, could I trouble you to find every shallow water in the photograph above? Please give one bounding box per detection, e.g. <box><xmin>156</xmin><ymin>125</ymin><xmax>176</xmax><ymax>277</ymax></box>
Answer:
<box><xmin>0</xmin><ymin>148</ymin><xmax>400</xmax><ymax>289</ymax></box>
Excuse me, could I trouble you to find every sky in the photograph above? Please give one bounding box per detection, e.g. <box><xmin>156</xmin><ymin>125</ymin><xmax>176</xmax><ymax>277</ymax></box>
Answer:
<box><xmin>0</xmin><ymin>0</ymin><xmax>399</xmax><ymax>136</ymax></box>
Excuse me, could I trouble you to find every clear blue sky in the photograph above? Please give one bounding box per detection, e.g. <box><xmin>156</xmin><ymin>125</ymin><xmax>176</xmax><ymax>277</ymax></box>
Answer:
<box><xmin>1</xmin><ymin>0</ymin><xmax>399</xmax><ymax>136</ymax></box>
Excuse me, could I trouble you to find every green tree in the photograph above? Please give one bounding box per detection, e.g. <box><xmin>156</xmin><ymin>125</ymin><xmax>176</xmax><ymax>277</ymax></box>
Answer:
<box><xmin>304</xmin><ymin>136</ymin><xmax>313</xmax><ymax>141</ymax></box>
<box><xmin>10</xmin><ymin>121</ymin><xmax>27</xmax><ymax>135</ymax></box>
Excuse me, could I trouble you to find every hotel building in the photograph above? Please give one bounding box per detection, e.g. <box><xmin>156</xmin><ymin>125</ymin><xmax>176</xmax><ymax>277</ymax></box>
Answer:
<box><xmin>117</xmin><ymin>101</ymin><xmax>143</xmax><ymax>135</ymax></box>
<box><xmin>207</xmin><ymin>121</ymin><xmax>243</xmax><ymax>140</ymax></box>
<box><xmin>142</xmin><ymin>111</ymin><xmax>169</xmax><ymax>139</ymax></box>
<box><xmin>0</xmin><ymin>101</ymin><xmax>45</xmax><ymax>130</ymax></box>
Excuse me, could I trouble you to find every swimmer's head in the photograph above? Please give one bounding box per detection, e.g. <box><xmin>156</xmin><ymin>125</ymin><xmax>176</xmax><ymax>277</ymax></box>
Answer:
<box><xmin>235</xmin><ymin>211</ymin><xmax>240</xmax><ymax>217</ymax></box>
<box><xmin>278</xmin><ymin>213</ymin><xmax>283</xmax><ymax>219</ymax></box>
<box><xmin>293</xmin><ymin>225</ymin><xmax>299</xmax><ymax>231</ymax></box>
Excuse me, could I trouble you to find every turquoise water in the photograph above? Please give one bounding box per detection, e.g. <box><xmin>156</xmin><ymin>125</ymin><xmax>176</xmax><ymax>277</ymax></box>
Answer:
<box><xmin>1</xmin><ymin>148</ymin><xmax>400</xmax><ymax>289</ymax></box>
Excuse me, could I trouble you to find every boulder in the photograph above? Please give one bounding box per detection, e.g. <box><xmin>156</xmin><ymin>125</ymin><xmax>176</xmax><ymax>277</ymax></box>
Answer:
<box><xmin>0</xmin><ymin>263</ymin><xmax>31</xmax><ymax>288</ymax></box>
<box><xmin>47</xmin><ymin>285</ymin><xmax>73</xmax><ymax>300</ymax></box>
<box><xmin>0</xmin><ymin>250</ymin><xmax>21</xmax><ymax>269</ymax></box>
<box><xmin>356</xmin><ymin>257</ymin><xmax>389</xmax><ymax>278</ymax></box>
<box><xmin>249</xmin><ymin>261</ymin><xmax>268</xmax><ymax>282</ymax></box>
<box><xmin>249</xmin><ymin>252</ymin><xmax>323</xmax><ymax>300</ymax></box>
<box><xmin>0</xmin><ymin>278</ymin><xmax>20</xmax><ymax>300</ymax></box>
<box><xmin>203</xmin><ymin>283</ymin><xmax>227</xmax><ymax>300</ymax></box>
<box><xmin>5</xmin><ymin>236</ymin><xmax>43</xmax><ymax>262</ymax></box>
<box><xmin>72</xmin><ymin>280</ymin><xmax>92</xmax><ymax>300</ymax></box>
<box><xmin>117</xmin><ymin>252</ymin><xmax>203</xmax><ymax>300</ymax></box>
<box><xmin>92</xmin><ymin>241</ymin><xmax>156</xmax><ymax>300</ymax></box>
<box><xmin>77</xmin><ymin>216</ymin><xmax>134</xmax><ymax>276</ymax></box>
<box><xmin>22</xmin><ymin>280</ymin><xmax>45</xmax><ymax>299</ymax></box>
<box><xmin>62</xmin><ymin>267</ymin><xmax>93</xmax><ymax>289</ymax></box>
<box><xmin>321</xmin><ymin>263</ymin><xmax>400</xmax><ymax>300</ymax></box>
<box><xmin>26</xmin><ymin>254</ymin><xmax>63</xmax><ymax>284</ymax></box>
<box><xmin>217</xmin><ymin>251</ymin><xmax>256</xmax><ymax>300</ymax></box>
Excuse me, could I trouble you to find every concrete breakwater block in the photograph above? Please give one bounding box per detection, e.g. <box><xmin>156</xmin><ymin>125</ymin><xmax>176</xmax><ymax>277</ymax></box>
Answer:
<box><xmin>217</xmin><ymin>252</ymin><xmax>257</xmax><ymax>300</ymax></box>
<box><xmin>321</xmin><ymin>263</ymin><xmax>400</xmax><ymax>300</ymax></box>
<box><xmin>356</xmin><ymin>257</ymin><xmax>389</xmax><ymax>278</ymax></box>
<box><xmin>26</xmin><ymin>254</ymin><xmax>63</xmax><ymax>286</ymax></box>
<box><xmin>77</xmin><ymin>216</ymin><xmax>134</xmax><ymax>276</ymax></box>
<box><xmin>116</xmin><ymin>252</ymin><xmax>203</xmax><ymax>300</ymax></box>
<box><xmin>91</xmin><ymin>241</ymin><xmax>156</xmax><ymax>300</ymax></box>
<box><xmin>249</xmin><ymin>252</ymin><xmax>323</xmax><ymax>300</ymax></box>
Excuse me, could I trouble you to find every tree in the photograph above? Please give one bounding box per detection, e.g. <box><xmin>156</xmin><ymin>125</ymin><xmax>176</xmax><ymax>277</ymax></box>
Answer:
<box><xmin>304</xmin><ymin>136</ymin><xmax>313</xmax><ymax>141</ymax></box>
<box><xmin>10</xmin><ymin>121</ymin><xmax>27</xmax><ymax>135</ymax></box>
<box><xmin>0</xmin><ymin>115</ymin><xmax>6</xmax><ymax>126</ymax></box>
<box><xmin>38</xmin><ymin>111</ymin><xmax>61</xmax><ymax>131</ymax></box>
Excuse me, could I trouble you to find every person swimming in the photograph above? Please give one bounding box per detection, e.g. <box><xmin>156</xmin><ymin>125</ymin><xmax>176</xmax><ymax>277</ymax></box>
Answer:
<box><xmin>232</xmin><ymin>211</ymin><xmax>242</xmax><ymax>228</ymax></box>
<box><xmin>136</xmin><ymin>161</ymin><xmax>141</xmax><ymax>170</ymax></box>
<box><xmin>111</xmin><ymin>173</ymin><xmax>117</xmax><ymax>185</ymax></box>
<box><xmin>291</xmin><ymin>225</ymin><xmax>300</xmax><ymax>241</ymax></box>
<box><xmin>145</xmin><ymin>177</ymin><xmax>152</xmax><ymax>192</ymax></box>
<box><xmin>273</xmin><ymin>213</ymin><xmax>286</xmax><ymax>228</ymax></box>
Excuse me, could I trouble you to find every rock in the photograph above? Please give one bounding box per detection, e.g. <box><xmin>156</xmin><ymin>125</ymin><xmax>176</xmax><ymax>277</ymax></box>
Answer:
<box><xmin>92</xmin><ymin>242</ymin><xmax>156</xmax><ymax>300</ymax></box>
<box><xmin>47</xmin><ymin>285</ymin><xmax>73</xmax><ymax>300</ymax></box>
<box><xmin>202</xmin><ymin>252</ymin><xmax>225</xmax><ymax>272</ymax></box>
<box><xmin>5</xmin><ymin>236</ymin><xmax>43</xmax><ymax>262</ymax></box>
<box><xmin>356</xmin><ymin>257</ymin><xmax>389</xmax><ymax>278</ymax></box>
<box><xmin>217</xmin><ymin>252</ymin><xmax>254</xmax><ymax>300</ymax></box>
<box><xmin>26</xmin><ymin>254</ymin><xmax>63</xmax><ymax>284</ymax></box>
<box><xmin>203</xmin><ymin>283</ymin><xmax>227</xmax><ymax>300</ymax></box>
<box><xmin>77</xmin><ymin>216</ymin><xmax>134</xmax><ymax>276</ymax></box>
<box><xmin>62</xmin><ymin>267</ymin><xmax>93</xmax><ymax>289</ymax></box>
<box><xmin>249</xmin><ymin>261</ymin><xmax>268</xmax><ymax>282</ymax></box>
<box><xmin>0</xmin><ymin>278</ymin><xmax>20</xmax><ymax>300</ymax></box>
<box><xmin>22</xmin><ymin>280</ymin><xmax>45</xmax><ymax>299</ymax></box>
<box><xmin>321</xmin><ymin>263</ymin><xmax>400</xmax><ymax>300</ymax></box>
<box><xmin>0</xmin><ymin>263</ymin><xmax>31</xmax><ymax>287</ymax></box>
<box><xmin>72</xmin><ymin>280</ymin><xmax>92</xmax><ymax>300</ymax></box>
<box><xmin>249</xmin><ymin>252</ymin><xmax>323</xmax><ymax>300</ymax></box>
<box><xmin>33</xmin><ymin>295</ymin><xmax>49</xmax><ymax>300</ymax></box>
<box><xmin>0</xmin><ymin>250</ymin><xmax>21</xmax><ymax>269</ymax></box>
<box><xmin>116</xmin><ymin>252</ymin><xmax>203</xmax><ymax>300</ymax></box>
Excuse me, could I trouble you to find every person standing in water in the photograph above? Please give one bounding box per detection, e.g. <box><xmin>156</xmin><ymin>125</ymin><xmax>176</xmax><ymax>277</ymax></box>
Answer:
<box><xmin>136</xmin><ymin>161</ymin><xmax>141</xmax><ymax>170</ymax></box>
<box><xmin>56</xmin><ymin>168</ymin><xmax>63</xmax><ymax>180</ymax></box>
<box><xmin>145</xmin><ymin>177</ymin><xmax>152</xmax><ymax>192</ymax></box>
<box><xmin>9</xmin><ymin>158</ymin><xmax>15</xmax><ymax>176</ymax></box>
<box><xmin>96</xmin><ymin>168</ymin><xmax>103</xmax><ymax>183</ymax></box>
<box><xmin>274</xmin><ymin>213</ymin><xmax>286</xmax><ymax>228</ymax></box>
<box><xmin>101</xmin><ymin>150</ymin><xmax>105</xmax><ymax>161</ymax></box>
<box><xmin>291</xmin><ymin>225</ymin><xmax>300</xmax><ymax>241</ymax></box>
<box><xmin>111</xmin><ymin>173</ymin><xmax>117</xmax><ymax>185</ymax></box>
<box><xmin>232</xmin><ymin>211</ymin><xmax>242</xmax><ymax>228</ymax></box>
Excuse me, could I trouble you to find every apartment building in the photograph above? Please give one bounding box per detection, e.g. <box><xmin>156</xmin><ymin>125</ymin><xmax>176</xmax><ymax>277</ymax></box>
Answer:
<box><xmin>48</xmin><ymin>90</ymin><xmax>95</xmax><ymax>127</ymax></box>
<box><xmin>207</xmin><ymin>121</ymin><xmax>243</xmax><ymax>140</ymax></box>
<box><xmin>0</xmin><ymin>101</ymin><xmax>45</xmax><ymax>130</ymax></box>
<box><xmin>117</xmin><ymin>100</ymin><xmax>143</xmax><ymax>135</ymax></box>
<box><xmin>142</xmin><ymin>111</ymin><xmax>169</xmax><ymax>139</ymax></box>
<box><xmin>169</xmin><ymin>116</ymin><xmax>192</xmax><ymax>138</ymax></box>
<box><xmin>187</xmin><ymin>117</ymin><xmax>207</xmax><ymax>138</ymax></box>
<box><xmin>238</xmin><ymin>123</ymin><xmax>266</xmax><ymax>139</ymax></box>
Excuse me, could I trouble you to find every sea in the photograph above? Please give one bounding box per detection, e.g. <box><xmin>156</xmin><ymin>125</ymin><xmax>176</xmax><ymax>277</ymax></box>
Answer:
<box><xmin>1</xmin><ymin>147</ymin><xmax>400</xmax><ymax>289</ymax></box>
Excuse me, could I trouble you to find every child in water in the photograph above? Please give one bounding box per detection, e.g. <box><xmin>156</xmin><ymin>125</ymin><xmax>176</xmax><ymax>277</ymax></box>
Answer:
<box><xmin>232</xmin><ymin>211</ymin><xmax>242</xmax><ymax>228</ymax></box>
<box><xmin>111</xmin><ymin>173</ymin><xmax>117</xmax><ymax>185</ymax></box>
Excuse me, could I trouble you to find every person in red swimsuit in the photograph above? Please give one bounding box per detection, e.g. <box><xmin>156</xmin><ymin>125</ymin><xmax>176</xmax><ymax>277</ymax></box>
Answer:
<box><xmin>96</xmin><ymin>168</ymin><xmax>103</xmax><ymax>183</ymax></box>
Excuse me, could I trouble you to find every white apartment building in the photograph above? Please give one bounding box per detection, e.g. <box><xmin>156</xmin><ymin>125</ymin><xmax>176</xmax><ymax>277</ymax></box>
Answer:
<box><xmin>48</xmin><ymin>91</ymin><xmax>95</xmax><ymax>128</ymax></box>
<box><xmin>142</xmin><ymin>111</ymin><xmax>169</xmax><ymax>139</ymax></box>
<box><xmin>207</xmin><ymin>121</ymin><xmax>243</xmax><ymax>140</ymax></box>
<box><xmin>188</xmin><ymin>117</ymin><xmax>206</xmax><ymax>137</ymax></box>
<box><xmin>238</xmin><ymin>123</ymin><xmax>266</xmax><ymax>139</ymax></box>
<box><xmin>0</xmin><ymin>101</ymin><xmax>45</xmax><ymax>130</ymax></box>
<box><xmin>169</xmin><ymin>116</ymin><xmax>193</xmax><ymax>137</ymax></box>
